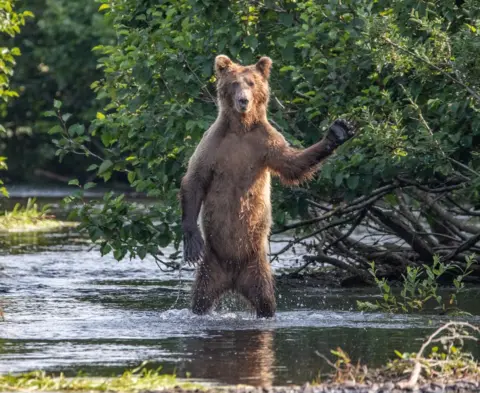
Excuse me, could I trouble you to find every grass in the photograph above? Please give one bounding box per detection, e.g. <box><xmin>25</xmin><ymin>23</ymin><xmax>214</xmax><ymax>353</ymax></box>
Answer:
<box><xmin>0</xmin><ymin>363</ymin><xmax>204</xmax><ymax>392</ymax></box>
<box><xmin>0</xmin><ymin>198</ymin><xmax>78</xmax><ymax>232</ymax></box>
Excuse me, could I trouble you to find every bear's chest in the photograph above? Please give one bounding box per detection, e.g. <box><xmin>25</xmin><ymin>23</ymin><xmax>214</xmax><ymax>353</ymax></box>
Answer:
<box><xmin>212</xmin><ymin>132</ymin><xmax>265</xmax><ymax>180</ymax></box>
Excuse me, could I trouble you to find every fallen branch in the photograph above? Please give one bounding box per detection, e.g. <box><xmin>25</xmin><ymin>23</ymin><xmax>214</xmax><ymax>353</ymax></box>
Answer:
<box><xmin>370</xmin><ymin>206</ymin><xmax>434</xmax><ymax>261</ymax></box>
<box><xmin>273</xmin><ymin>184</ymin><xmax>394</xmax><ymax>234</ymax></box>
<box><xmin>441</xmin><ymin>231</ymin><xmax>480</xmax><ymax>262</ymax></box>
<box><xmin>399</xmin><ymin>322</ymin><xmax>480</xmax><ymax>388</ymax></box>
<box><xmin>303</xmin><ymin>253</ymin><xmax>372</xmax><ymax>282</ymax></box>
<box><xmin>411</xmin><ymin>189</ymin><xmax>479</xmax><ymax>235</ymax></box>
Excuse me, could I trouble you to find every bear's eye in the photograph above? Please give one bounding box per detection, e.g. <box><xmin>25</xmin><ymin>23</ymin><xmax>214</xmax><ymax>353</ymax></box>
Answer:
<box><xmin>247</xmin><ymin>80</ymin><xmax>255</xmax><ymax>87</ymax></box>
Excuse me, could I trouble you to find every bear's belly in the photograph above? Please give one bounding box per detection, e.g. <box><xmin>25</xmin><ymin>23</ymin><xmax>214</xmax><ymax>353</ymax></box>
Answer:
<box><xmin>200</xmin><ymin>172</ymin><xmax>272</xmax><ymax>262</ymax></box>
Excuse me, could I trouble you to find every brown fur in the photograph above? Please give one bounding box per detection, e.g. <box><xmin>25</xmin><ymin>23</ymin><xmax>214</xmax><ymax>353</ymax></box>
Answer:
<box><xmin>180</xmin><ymin>55</ymin><xmax>354</xmax><ymax>318</ymax></box>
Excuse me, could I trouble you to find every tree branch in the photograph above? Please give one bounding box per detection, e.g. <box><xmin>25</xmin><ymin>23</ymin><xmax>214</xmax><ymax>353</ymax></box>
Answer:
<box><xmin>411</xmin><ymin>189</ymin><xmax>479</xmax><ymax>235</ymax></box>
<box><xmin>370</xmin><ymin>206</ymin><xmax>434</xmax><ymax>261</ymax></box>
<box><xmin>441</xmin><ymin>231</ymin><xmax>480</xmax><ymax>262</ymax></box>
<box><xmin>302</xmin><ymin>253</ymin><xmax>371</xmax><ymax>282</ymax></box>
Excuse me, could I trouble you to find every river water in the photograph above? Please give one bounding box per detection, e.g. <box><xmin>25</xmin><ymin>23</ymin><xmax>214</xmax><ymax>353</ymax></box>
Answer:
<box><xmin>1</xmin><ymin>191</ymin><xmax>479</xmax><ymax>386</ymax></box>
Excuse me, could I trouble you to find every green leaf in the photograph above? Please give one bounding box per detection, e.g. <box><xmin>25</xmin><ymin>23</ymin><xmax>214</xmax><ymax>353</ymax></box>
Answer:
<box><xmin>84</xmin><ymin>182</ymin><xmax>96</xmax><ymax>190</ymax></box>
<box><xmin>279</xmin><ymin>13</ymin><xmax>293</xmax><ymax>26</ymax></box>
<box><xmin>98</xmin><ymin>159</ymin><xmax>114</xmax><ymax>175</ymax></box>
<box><xmin>137</xmin><ymin>247</ymin><xmax>147</xmax><ymax>259</ymax></box>
<box><xmin>96</xmin><ymin>112</ymin><xmax>106</xmax><ymax>120</ymax></box>
<box><xmin>98</xmin><ymin>3</ymin><xmax>110</xmax><ymax>11</ymax></box>
<box><xmin>48</xmin><ymin>125</ymin><xmax>63</xmax><ymax>135</ymax></box>
<box><xmin>347</xmin><ymin>175</ymin><xmax>359</xmax><ymax>190</ymax></box>
<box><xmin>465</xmin><ymin>23</ymin><xmax>476</xmax><ymax>33</ymax></box>
<box><xmin>245</xmin><ymin>35</ymin><xmax>258</xmax><ymax>49</ymax></box>
<box><xmin>43</xmin><ymin>110</ymin><xmax>56</xmax><ymax>118</ymax></box>
<box><xmin>100</xmin><ymin>243</ymin><xmax>112</xmax><ymax>256</ymax></box>
<box><xmin>334</xmin><ymin>173</ymin><xmax>343</xmax><ymax>187</ymax></box>
<box><xmin>68</xmin><ymin>124</ymin><xmax>85</xmax><ymax>136</ymax></box>
<box><xmin>127</xmin><ymin>171</ymin><xmax>136</xmax><ymax>183</ymax></box>
<box><xmin>101</xmin><ymin>133</ymin><xmax>112</xmax><ymax>147</ymax></box>
<box><xmin>279</xmin><ymin>65</ymin><xmax>295</xmax><ymax>73</ymax></box>
<box><xmin>113</xmin><ymin>248</ymin><xmax>127</xmax><ymax>261</ymax></box>
<box><xmin>53</xmin><ymin>99</ymin><xmax>62</xmax><ymax>109</ymax></box>
<box><xmin>68</xmin><ymin>179</ymin><xmax>79</xmax><ymax>186</ymax></box>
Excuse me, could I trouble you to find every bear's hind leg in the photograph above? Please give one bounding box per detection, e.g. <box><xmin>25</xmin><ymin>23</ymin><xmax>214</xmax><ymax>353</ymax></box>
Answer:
<box><xmin>191</xmin><ymin>253</ymin><xmax>229</xmax><ymax>315</ymax></box>
<box><xmin>237</xmin><ymin>259</ymin><xmax>276</xmax><ymax>318</ymax></box>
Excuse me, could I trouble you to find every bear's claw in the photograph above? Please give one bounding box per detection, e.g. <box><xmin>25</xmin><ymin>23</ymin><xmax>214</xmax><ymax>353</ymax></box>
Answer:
<box><xmin>327</xmin><ymin>118</ymin><xmax>356</xmax><ymax>146</ymax></box>
<box><xmin>183</xmin><ymin>228</ymin><xmax>205</xmax><ymax>265</ymax></box>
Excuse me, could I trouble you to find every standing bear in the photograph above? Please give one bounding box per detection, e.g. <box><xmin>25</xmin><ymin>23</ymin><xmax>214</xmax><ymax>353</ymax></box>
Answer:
<box><xmin>180</xmin><ymin>55</ymin><xmax>355</xmax><ymax>318</ymax></box>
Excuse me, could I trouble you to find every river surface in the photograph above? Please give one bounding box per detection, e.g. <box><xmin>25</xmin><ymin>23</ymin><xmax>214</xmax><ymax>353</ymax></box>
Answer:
<box><xmin>1</xmin><ymin>191</ymin><xmax>479</xmax><ymax>386</ymax></box>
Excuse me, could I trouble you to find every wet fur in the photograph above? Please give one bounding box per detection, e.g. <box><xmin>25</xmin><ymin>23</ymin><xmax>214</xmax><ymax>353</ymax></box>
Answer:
<box><xmin>180</xmin><ymin>55</ymin><xmax>355</xmax><ymax>318</ymax></box>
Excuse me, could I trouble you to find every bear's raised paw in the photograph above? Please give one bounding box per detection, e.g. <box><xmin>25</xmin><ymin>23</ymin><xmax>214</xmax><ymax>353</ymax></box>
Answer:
<box><xmin>327</xmin><ymin>118</ymin><xmax>356</xmax><ymax>146</ymax></box>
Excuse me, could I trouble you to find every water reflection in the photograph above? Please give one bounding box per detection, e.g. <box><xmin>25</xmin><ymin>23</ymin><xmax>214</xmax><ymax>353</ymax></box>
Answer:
<box><xmin>179</xmin><ymin>330</ymin><xmax>275</xmax><ymax>387</ymax></box>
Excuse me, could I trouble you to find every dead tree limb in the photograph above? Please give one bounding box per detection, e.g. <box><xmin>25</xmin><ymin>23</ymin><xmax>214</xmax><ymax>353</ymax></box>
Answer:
<box><xmin>411</xmin><ymin>189</ymin><xmax>479</xmax><ymax>235</ymax></box>
<box><xmin>370</xmin><ymin>206</ymin><xmax>434</xmax><ymax>261</ymax></box>
<box><xmin>441</xmin><ymin>231</ymin><xmax>480</xmax><ymax>262</ymax></box>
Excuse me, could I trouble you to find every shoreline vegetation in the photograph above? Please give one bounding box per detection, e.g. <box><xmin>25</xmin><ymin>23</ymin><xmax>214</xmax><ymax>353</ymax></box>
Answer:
<box><xmin>0</xmin><ymin>322</ymin><xmax>478</xmax><ymax>393</ymax></box>
<box><xmin>0</xmin><ymin>198</ymin><xmax>78</xmax><ymax>233</ymax></box>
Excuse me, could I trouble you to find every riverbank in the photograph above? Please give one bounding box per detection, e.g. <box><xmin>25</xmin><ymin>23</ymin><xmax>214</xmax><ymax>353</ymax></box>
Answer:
<box><xmin>176</xmin><ymin>381</ymin><xmax>480</xmax><ymax>393</ymax></box>
<box><xmin>1</xmin><ymin>375</ymin><xmax>478</xmax><ymax>393</ymax></box>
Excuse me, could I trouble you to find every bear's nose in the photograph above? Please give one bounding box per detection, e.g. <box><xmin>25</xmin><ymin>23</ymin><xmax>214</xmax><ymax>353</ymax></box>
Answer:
<box><xmin>239</xmin><ymin>98</ymin><xmax>249</xmax><ymax>106</ymax></box>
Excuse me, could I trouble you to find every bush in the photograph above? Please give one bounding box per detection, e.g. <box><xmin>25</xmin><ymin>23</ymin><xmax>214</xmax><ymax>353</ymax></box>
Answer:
<box><xmin>50</xmin><ymin>0</ymin><xmax>480</xmax><ymax>274</ymax></box>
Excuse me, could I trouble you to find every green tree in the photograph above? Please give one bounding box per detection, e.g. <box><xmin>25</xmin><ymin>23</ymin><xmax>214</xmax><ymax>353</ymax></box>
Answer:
<box><xmin>52</xmin><ymin>0</ymin><xmax>480</xmax><ymax>277</ymax></box>
<box><xmin>0</xmin><ymin>0</ymin><xmax>33</xmax><ymax>119</ymax></box>
<box><xmin>1</xmin><ymin>0</ymin><xmax>113</xmax><ymax>183</ymax></box>
<box><xmin>0</xmin><ymin>0</ymin><xmax>33</xmax><ymax>195</ymax></box>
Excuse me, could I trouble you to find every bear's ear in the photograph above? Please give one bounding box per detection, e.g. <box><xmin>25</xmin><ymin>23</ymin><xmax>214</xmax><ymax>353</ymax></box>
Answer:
<box><xmin>215</xmin><ymin>55</ymin><xmax>233</xmax><ymax>75</ymax></box>
<box><xmin>255</xmin><ymin>56</ymin><xmax>272</xmax><ymax>79</ymax></box>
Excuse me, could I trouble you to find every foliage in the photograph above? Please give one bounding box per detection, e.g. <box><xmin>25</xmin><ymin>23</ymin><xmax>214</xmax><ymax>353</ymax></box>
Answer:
<box><xmin>48</xmin><ymin>0</ymin><xmax>480</xmax><ymax>271</ymax></box>
<box><xmin>315</xmin><ymin>347</ymin><xmax>368</xmax><ymax>384</ymax></box>
<box><xmin>387</xmin><ymin>322</ymin><xmax>480</xmax><ymax>386</ymax></box>
<box><xmin>0</xmin><ymin>0</ymin><xmax>32</xmax><ymax>196</ymax></box>
<box><xmin>318</xmin><ymin>322</ymin><xmax>480</xmax><ymax>386</ymax></box>
<box><xmin>0</xmin><ymin>362</ymin><xmax>201</xmax><ymax>392</ymax></box>
<box><xmin>0</xmin><ymin>155</ymin><xmax>8</xmax><ymax>197</ymax></box>
<box><xmin>0</xmin><ymin>0</ymin><xmax>33</xmax><ymax>119</ymax></box>
<box><xmin>357</xmin><ymin>255</ymin><xmax>477</xmax><ymax>314</ymax></box>
<box><xmin>1</xmin><ymin>0</ymin><xmax>113</xmax><ymax>183</ymax></box>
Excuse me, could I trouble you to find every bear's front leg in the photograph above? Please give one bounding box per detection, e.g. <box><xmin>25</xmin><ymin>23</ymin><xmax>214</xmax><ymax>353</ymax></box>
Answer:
<box><xmin>265</xmin><ymin>118</ymin><xmax>357</xmax><ymax>185</ymax></box>
<box><xmin>183</xmin><ymin>227</ymin><xmax>205</xmax><ymax>265</ymax></box>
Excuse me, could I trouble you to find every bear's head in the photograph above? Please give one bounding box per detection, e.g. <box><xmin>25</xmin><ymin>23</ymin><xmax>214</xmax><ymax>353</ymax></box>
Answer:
<box><xmin>214</xmin><ymin>55</ymin><xmax>272</xmax><ymax>117</ymax></box>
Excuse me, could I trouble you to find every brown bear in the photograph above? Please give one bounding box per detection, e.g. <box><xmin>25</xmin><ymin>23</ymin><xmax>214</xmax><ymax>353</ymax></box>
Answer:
<box><xmin>180</xmin><ymin>55</ymin><xmax>355</xmax><ymax>318</ymax></box>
